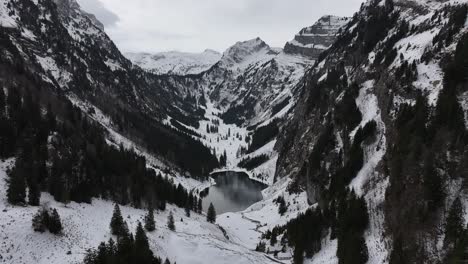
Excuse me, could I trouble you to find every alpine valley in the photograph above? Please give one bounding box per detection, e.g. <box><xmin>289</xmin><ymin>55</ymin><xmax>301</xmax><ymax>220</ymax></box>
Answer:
<box><xmin>0</xmin><ymin>0</ymin><xmax>467</xmax><ymax>264</ymax></box>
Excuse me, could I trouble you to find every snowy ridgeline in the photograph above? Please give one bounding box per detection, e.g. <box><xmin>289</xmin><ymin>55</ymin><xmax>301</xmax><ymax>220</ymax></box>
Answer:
<box><xmin>0</xmin><ymin>158</ymin><xmax>313</xmax><ymax>264</ymax></box>
<box><xmin>125</xmin><ymin>50</ymin><xmax>222</xmax><ymax>75</ymax></box>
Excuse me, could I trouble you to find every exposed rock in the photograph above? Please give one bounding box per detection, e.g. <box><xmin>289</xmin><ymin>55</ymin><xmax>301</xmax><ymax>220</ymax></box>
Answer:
<box><xmin>284</xmin><ymin>15</ymin><xmax>350</xmax><ymax>59</ymax></box>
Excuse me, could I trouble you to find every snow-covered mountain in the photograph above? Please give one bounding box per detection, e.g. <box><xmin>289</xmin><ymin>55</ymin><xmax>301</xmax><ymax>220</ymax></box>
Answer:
<box><xmin>125</xmin><ymin>49</ymin><xmax>222</xmax><ymax>75</ymax></box>
<box><xmin>1</xmin><ymin>0</ymin><xmax>467</xmax><ymax>263</ymax></box>
<box><xmin>284</xmin><ymin>15</ymin><xmax>350</xmax><ymax>58</ymax></box>
<box><xmin>273</xmin><ymin>0</ymin><xmax>468</xmax><ymax>263</ymax></box>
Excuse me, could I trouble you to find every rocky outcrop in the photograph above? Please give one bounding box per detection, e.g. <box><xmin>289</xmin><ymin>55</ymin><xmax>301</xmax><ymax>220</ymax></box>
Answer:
<box><xmin>284</xmin><ymin>15</ymin><xmax>350</xmax><ymax>59</ymax></box>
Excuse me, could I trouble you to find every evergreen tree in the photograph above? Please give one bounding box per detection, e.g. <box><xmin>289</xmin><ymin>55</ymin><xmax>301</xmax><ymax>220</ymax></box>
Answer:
<box><xmin>0</xmin><ymin>86</ymin><xmax>5</xmax><ymax>117</ymax></box>
<box><xmin>164</xmin><ymin>258</ymin><xmax>171</xmax><ymax>264</ymax></box>
<box><xmin>197</xmin><ymin>198</ymin><xmax>203</xmax><ymax>213</ymax></box>
<box><xmin>6</xmin><ymin>165</ymin><xmax>26</xmax><ymax>205</ymax></box>
<box><xmin>423</xmin><ymin>155</ymin><xmax>444</xmax><ymax>212</ymax></box>
<box><xmin>185</xmin><ymin>200</ymin><xmax>191</xmax><ymax>217</ymax></box>
<box><xmin>293</xmin><ymin>246</ymin><xmax>304</xmax><ymax>264</ymax></box>
<box><xmin>336</xmin><ymin>191</ymin><xmax>369</xmax><ymax>264</ymax></box>
<box><xmin>144</xmin><ymin>207</ymin><xmax>156</xmax><ymax>232</ymax></box>
<box><xmin>167</xmin><ymin>212</ymin><xmax>175</xmax><ymax>231</ymax></box>
<box><xmin>110</xmin><ymin>204</ymin><xmax>129</xmax><ymax>237</ymax></box>
<box><xmin>134</xmin><ymin>222</ymin><xmax>153</xmax><ymax>264</ymax></box>
<box><xmin>255</xmin><ymin>241</ymin><xmax>266</xmax><ymax>252</ymax></box>
<box><xmin>28</xmin><ymin>171</ymin><xmax>41</xmax><ymax>206</ymax></box>
<box><xmin>48</xmin><ymin>208</ymin><xmax>63</xmax><ymax>235</ymax></box>
<box><xmin>49</xmin><ymin>157</ymin><xmax>66</xmax><ymax>203</ymax></box>
<box><xmin>192</xmin><ymin>196</ymin><xmax>198</xmax><ymax>212</ymax></box>
<box><xmin>445</xmin><ymin>198</ymin><xmax>464</xmax><ymax>246</ymax></box>
<box><xmin>207</xmin><ymin>203</ymin><xmax>216</xmax><ymax>223</ymax></box>
<box><xmin>277</xmin><ymin>196</ymin><xmax>287</xmax><ymax>215</ymax></box>
<box><xmin>32</xmin><ymin>207</ymin><xmax>48</xmax><ymax>232</ymax></box>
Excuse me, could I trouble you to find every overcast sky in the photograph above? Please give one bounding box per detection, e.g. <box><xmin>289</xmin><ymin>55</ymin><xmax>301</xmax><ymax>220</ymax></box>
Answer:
<box><xmin>76</xmin><ymin>0</ymin><xmax>365</xmax><ymax>53</ymax></box>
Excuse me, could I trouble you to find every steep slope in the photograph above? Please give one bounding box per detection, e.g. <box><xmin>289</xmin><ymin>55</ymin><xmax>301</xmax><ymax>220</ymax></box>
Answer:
<box><xmin>0</xmin><ymin>0</ymin><xmax>219</xmax><ymax>176</ymax></box>
<box><xmin>284</xmin><ymin>15</ymin><xmax>350</xmax><ymax>58</ymax></box>
<box><xmin>273</xmin><ymin>0</ymin><xmax>468</xmax><ymax>263</ymax></box>
<box><xmin>125</xmin><ymin>50</ymin><xmax>222</xmax><ymax>75</ymax></box>
<box><xmin>205</xmin><ymin>38</ymin><xmax>310</xmax><ymax>126</ymax></box>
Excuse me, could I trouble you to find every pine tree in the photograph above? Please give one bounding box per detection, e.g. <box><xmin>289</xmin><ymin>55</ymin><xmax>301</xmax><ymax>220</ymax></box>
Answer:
<box><xmin>445</xmin><ymin>198</ymin><xmax>464</xmax><ymax>246</ymax></box>
<box><xmin>0</xmin><ymin>86</ymin><xmax>5</xmax><ymax>117</ymax></box>
<box><xmin>207</xmin><ymin>203</ymin><xmax>216</xmax><ymax>223</ymax></box>
<box><xmin>110</xmin><ymin>204</ymin><xmax>129</xmax><ymax>237</ymax></box>
<box><xmin>28</xmin><ymin>171</ymin><xmax>41</xmax><ymax>206</ymax></box>
<box><xmin>167</xmin><ymin>212</ymin><xmax>175</xmax><ymax>231</ymax></box>
<box><xmin>184</xmin><ymin>200</ymin><xmax>191</xmax><ymax>217</ymax></box>
<box><xmin>164</xmin><ymin>258</ymin><xmax>171</xmax><ymax>264</ymax></box>
<box><xmin>49</xmin><ymin>157</ymin><xmax>66</xmax><ymax>203</ymax></box>
<box><xmin>278</xmin><ymin>196</ymin><xmax>287</xmax><ymax>215</ymax></box>
<box><xmin>144</xmin><ymin>207</ymin><xmax>156</xmax><ymax>232</ymax></box>
<box><xmin>48</xmin><ymin>208</ymin><xmax>63</xmax><ymax>235</ymax></box>
<box><xmin>32</xmin><ymin>207</ymin><xmax>48</xmax><ymax>232</ymax></box>
<box><xmin>293</xmin><ymin>246</ymin><xmax>304</xmax><ymax>264</ymax></box>
<box><xmin>6</xmin><ymin>166</ymin><xmax>26</xmax><ymax>205</ymax></box>
<box><xmin>134</xmin><ymin>222</ymin><xmax>153</xmax><ymax>264</ymax></box>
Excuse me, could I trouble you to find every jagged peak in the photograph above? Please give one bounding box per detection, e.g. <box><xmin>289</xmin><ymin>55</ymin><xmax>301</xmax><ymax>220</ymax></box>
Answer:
<box><xmin>52</xmin><ymin>0</ymin><xmax>105</xmax><ymax>30</ymax></box>
<box><xmin>220</xmin><ymin>37</ymin><xmax>273</xmax><ymax>67</ymax></box>
<box><xmin>283</xmin><ymin>15</ymin><xmax>350</xmax><ymax>58</ymax></box>
<box><xmin>297</xmin><ymin>15</ymin><xmax>351</xmax><ymax>36</ymax></box>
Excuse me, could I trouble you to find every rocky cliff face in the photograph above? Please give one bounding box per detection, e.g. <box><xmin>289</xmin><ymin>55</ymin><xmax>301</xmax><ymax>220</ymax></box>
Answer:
<box><xmin>284</xmin><ymin>15</ymin><xmax>350</xmax><ymax>59</ymax></box>
<box><xmin>275</xmin><ymin>0</ymin><xmax>468</xmax><ymax>262</ymax></box>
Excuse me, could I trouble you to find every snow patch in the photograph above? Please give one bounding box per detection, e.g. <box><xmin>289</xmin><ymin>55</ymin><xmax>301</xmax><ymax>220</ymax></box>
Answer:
<box><xmin>126</xmin><ymin>50</ymin><xmax>222</xmax><ymax>75</ymax></box>
<box><xmin>0</xmin><ymin>0</ymin><xmax>18</xmax><ymax>28</ymax></box>
<box><xmin>349</xmin><ymin>80</ymin><xmax>387</xmax><ymax>197</ymax></box>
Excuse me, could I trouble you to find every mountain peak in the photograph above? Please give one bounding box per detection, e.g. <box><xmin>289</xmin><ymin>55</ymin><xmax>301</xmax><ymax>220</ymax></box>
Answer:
<box><xmin>220</xmin><ymin>37</ymin><xmax>273</xmax><ymax>68</ymax></box>
<box><xmin>284</xmin><ymin>15</ymin><xmax>350</xmax><ymax>58</ymax></box>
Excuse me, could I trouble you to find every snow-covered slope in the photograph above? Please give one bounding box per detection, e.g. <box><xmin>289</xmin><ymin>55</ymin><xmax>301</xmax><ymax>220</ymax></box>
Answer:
<box><xmin>0</xmin><ymin>160</ymin><xmax>275</xmax><ymax>264</ymax></box>
<box><xmin>125</xmin><ymin>50</ymin><xmax>222</xmax><ymax>75</ymax></box>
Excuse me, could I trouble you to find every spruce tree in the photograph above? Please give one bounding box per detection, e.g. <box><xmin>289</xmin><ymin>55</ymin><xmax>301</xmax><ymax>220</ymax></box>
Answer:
<box><xmin>293</xmin><ymin>246</ymin><xmax>304</xmax><ymax>264</ymax></box>
<box><xmin>167</xmin><ymin>212</ymin><xmax>175</xmax><ymax>231</ymax></box>
<box><xmin>445</xmin><ymin>198</ymin><xmax>464</xmax><ymax>246</ymax></box>
<box><xmin>28</xmin><ymin>172</ymin><xmax>41</xmax><ymax>206</ymax></box>
<box><xmin>207</xmin><ymin>203</ymin><xmax>216</xmax><ymax>223</ymax></box>
<box><xmin>32</xmin><ymin>207</ymin><xmax>48</xmax><ymax>232</ymax></box>
<box><xmin>49</xmin><ymin>157</ymin><xmax>66</xmax><ymax>203</ymax></box>
<box><xmin>197</xmin><ymin>198</ymin><xmax>202</xmax><ymax>213</ymax></box>
<box><xmin>144</xmin><ymin>207</ymin><xmax>156</xmax><ymax>232</ymax></box>
<box><xmin>134</xmin><ymin>222</ymin><xmax>153</xmax><ymax>264</ymax></box>
<box><xmin>278</xmin><ymin>196</ymin><xmax>287</xmax><ymax>215</ymax></box>
<box><xmin>184</xmin><ymin>200</ymin><xmax>191</xmax><ymax>217</ymax></box>
<box><xmin>7</xmin><ymin>166</ymin><xmax>26</xmax><ymax>205</ymax></box>
<box><xmin>0</xmin><ymin>86</ymin><xmax>5</xmax><ymax>117</ymax></box>
<box><xmin>48</xmin><ymin>208</ymin><xmax>63</xmax><ymax>235</ymax></box>
<box><xmin>192</xmin><ymin>197</ymin><xmax>198</xmax><ymax>212</ymax></box>
<box><xmin>110</xmin><ymin>204</ymin><xmax>128</xmax><ymax>237</ymax></box>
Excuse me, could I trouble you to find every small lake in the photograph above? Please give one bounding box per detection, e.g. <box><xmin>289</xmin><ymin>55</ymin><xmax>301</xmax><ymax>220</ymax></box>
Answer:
<box><xmin>201</xmin><ymin>171</ymin><xmax>267</xmax><ymax>214</ymax></box>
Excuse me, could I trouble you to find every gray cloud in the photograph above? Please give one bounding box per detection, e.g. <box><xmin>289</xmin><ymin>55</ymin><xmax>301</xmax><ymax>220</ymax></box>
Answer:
<box><xmin>77</xmin><ymin>0</ymin><xmax>365</xmax><ymax>53</ymax></box>
<box><xmin>76</xmin><ymin>0</ymin><xmax>120</xmax><ymax>27</ymax></box>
